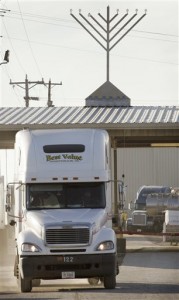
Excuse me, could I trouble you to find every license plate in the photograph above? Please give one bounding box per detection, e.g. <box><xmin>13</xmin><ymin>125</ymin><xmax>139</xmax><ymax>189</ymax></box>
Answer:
<box><xmin>62</xmin><ymin>271</ymin><xmax>75</xmax><ymax>279</ymax></box>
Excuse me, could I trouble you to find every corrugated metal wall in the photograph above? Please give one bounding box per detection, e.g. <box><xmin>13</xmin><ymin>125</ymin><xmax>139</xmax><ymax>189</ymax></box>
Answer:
<box><xmin>116</xmin><ymin>148</ymin><xmax>179</xmax><ymax>207</ymax></box>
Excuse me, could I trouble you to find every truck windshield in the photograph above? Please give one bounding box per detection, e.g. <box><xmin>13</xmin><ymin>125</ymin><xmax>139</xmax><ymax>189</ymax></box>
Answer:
<box><xmin>27</xmin><ymin>182</ymin><xmax>106</xmax><ymax>210</ymax></box>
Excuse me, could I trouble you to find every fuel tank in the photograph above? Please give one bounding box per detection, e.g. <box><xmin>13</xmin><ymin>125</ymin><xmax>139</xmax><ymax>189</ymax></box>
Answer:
<box><xmin>146</xmin><ymin>193</ymin><xmax>179</xmax><ymax>216</ymax></box>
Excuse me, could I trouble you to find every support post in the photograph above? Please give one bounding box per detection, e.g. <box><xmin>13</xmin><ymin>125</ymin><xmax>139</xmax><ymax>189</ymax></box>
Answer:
<box><xmin>112</xmin><ymin>138</ymin><xmax>118</xmax><ymax>218</ymax></box>
<box><xmin>25</xmin><ymin>75</ymin><xmax>29</xmax><ymax>107</ymax></box>
<box><xmin>106</xmin><ymin>6</ymin><xmax>110</xmax><ymax>82</ymax></box>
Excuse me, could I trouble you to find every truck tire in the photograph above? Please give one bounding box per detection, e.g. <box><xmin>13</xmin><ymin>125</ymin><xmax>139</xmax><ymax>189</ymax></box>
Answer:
<box><xmin>18</xmin><ymin>273</ymin><xmax>32</xmax><ymax>293</ymax></box>
<box><xmin>103</xmin><ymin>274</ymin><xmax>116</xmax><ymax>289</ymax></box>
<box><xmin>88</xmin><ymin>277</ymin><xmax>100</xmax><ymax>286</ymax></box>
<box><xmin>32</xmin><ymin>279</ymin><xmax>41</xmax><ymax>287</ymax></box>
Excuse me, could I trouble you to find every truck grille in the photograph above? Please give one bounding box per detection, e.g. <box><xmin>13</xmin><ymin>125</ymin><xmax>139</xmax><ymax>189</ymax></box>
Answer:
<box><xmin>133</xmin><ymin>214</ymin><xmax>146</xmax><ymax>225</ymax></box>
<box><xmin>45</xmin><ymin>227</ymin><xmax>90</xmax><ymax>245</ymax></box>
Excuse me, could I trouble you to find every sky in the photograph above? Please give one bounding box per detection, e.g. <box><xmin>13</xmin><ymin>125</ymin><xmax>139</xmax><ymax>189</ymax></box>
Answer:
<box><xmin>0</xmin><ymin>0</ymin><xmax>178</xmax><ymax>107</ymax></box>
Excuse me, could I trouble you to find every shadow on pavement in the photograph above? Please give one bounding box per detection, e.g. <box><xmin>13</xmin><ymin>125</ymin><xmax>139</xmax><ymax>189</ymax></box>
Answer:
<box><xmin>122</xmin><ymin>252</ymin><xmax>179</xmax><ymax>269</ymax></box>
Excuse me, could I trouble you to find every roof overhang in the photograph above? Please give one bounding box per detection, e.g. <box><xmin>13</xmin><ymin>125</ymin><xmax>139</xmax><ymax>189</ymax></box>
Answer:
<box><xmin>0</xmin><ymin>106</ymin><xmax>178</xmax><ymax>149</ymax></box>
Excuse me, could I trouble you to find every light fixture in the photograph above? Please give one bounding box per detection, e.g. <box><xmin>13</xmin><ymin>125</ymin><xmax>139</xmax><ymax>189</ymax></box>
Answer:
<box><xmin>151</xmin><ymin>143</ymin><xmax>179</xmax><ymax>147</ymax></box>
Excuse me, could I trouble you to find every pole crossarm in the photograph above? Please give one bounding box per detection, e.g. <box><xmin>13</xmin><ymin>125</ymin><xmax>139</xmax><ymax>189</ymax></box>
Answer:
<box><xmin>43</xmin><ymin>79</ymin><xmax>62</xmax><ymax>107</ymax></box>
<box><xmin>10</xmin><ymin>75</ymin><xmax>45</xmax><ymax>107</ymax></box>
<box><xmin>70</xmin><ymin>6</ymin><xmax>147</xmax><ymax>82</ymax></box>
<box><xmin>10</xmin><ymin>79</ymin><xmax>44</xmax><ymax>90</ymax></box>
<box><xmin>44</xmin><ymin>82</ymin><xmax>62</xmax><ymax>88</ymax></box>
<box><xmin>10</xmin><ymin>75</ymin><xmax>62</xmax><ymax>107</ymax></box>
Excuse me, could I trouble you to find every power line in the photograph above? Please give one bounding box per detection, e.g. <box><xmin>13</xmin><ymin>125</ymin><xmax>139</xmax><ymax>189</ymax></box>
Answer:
<box><xmin>2</xmin><ymin>18</ymin><xmax>26</xmax><ymax>73</ymax></box>
<box><xmin>2</xmin><ymin>35</ymin><xmax>178</xmax><ymax>66</ymax></box>
<box><xmin>10</xmin><ymin>9</ymin><xmax>179</xmax><ymax>38</ymax></box>
<box><xmin>5</xmin><ymin>13</ymin><xmax>179</xmax><ymax>40</ymax></box>
<box><xmin>128</xmin><ymin>33</ymin><xmax>178</xmax><ymax>44</ymax></box>
<box><xmin>0</xmin><ymin>54</ymin><xmax>24</xmax><ymax>106</ymax></box>
<box><xmin>16</xmin><ymin>0</ymin><xmax>43</xmax><ymax>78</ymax></box>
<box><xmin>3</xmin><ymin>17</ymin><xmax>178</xmax><ymax>45</ymax></box>
<box><xmin>133</xmin><ymin>29</ymin><xmax>178</xmax><ymax>38</ymax></box>
<box><xmin>10</xmin><ymin>10</ymin><xmax>75</xmax><ymax>24</ymax></box>
<box><xmin>5</xmin><ymin>15</ymin><xmax>80</xmax><ymax>30</ymax></box>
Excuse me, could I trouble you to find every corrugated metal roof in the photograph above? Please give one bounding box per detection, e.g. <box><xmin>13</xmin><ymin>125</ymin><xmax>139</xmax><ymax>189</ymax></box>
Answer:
<box><xmin>0</xmin><ymin>106</ymin><xmax>178</xmax><ymax>128</ymax></box>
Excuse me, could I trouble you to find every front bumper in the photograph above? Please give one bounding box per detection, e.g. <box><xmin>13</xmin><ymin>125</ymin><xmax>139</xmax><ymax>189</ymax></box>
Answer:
<box><xmin>19</xmin><ymin>253</ymin><xmax>117</xmax><ymax>280</ymax></box>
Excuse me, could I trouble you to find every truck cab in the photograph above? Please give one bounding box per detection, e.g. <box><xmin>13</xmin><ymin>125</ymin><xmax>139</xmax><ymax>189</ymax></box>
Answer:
<box><xmin>131</xmin><ymin>185</ymin><xmax>171</xmax><ymax>233</ymax></box>
<box><xmin>9</xmin><ymin>129</ymin><xmax>118</xmax><ymax>292</ymax></box>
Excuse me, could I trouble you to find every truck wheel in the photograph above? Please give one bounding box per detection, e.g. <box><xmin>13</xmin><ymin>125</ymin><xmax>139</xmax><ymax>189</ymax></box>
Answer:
<box><xmin>32</xmin><ymin>279</ymin><xmax>41</xmax><ymax>287</ymax></box>
<box><xmin>103</xmin><ymin>274</ymin><xmax>116</xmax><ymax>289</ymax></box>
<box><xmin>18</xmin><ymin>273</ymin><xmax>32</xmax><ymax>293</ymax></box>
<box><xmin>88</xmin><ymin>277</ymin><xmax>100</xmax><ymax>286</ymax></box>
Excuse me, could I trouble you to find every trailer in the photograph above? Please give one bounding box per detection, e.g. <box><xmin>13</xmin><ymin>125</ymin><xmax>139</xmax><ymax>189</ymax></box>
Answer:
<box><xmin>6</xmin><ymin>128</ymin><xmax>118</xmax><ymax>292</ymax></box>
<box><xmin>130</xmin><ymin>186</ymin><xmax>171</xmax><ymax>233</ymax></box>
<box><xmin>163</xmin><ymin>210</ymin><xmax>179</xmax><ymax>244</ymax></box>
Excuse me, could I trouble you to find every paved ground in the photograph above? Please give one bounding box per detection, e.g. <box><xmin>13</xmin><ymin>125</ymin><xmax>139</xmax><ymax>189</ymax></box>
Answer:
<box><xmin>0</xmin><ymin>235</ymin><xmax>179</xmax><ymax>290</ymax></box>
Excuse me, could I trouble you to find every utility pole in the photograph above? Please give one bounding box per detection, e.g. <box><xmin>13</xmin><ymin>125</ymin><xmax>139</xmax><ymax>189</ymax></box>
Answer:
<box><xmin>10</xmin><ymin>74</ymin><xmax>45</xmax><ymax>107</ymax></box>
<box><xmin>71</xmin><ymin>6</ymin><xmax>147</xmax><ymax>82</ymax></box>
<box><xmin>43</xmin><ymin>79</ymin><xmax>62</xmax><ymax>107</ymax></box>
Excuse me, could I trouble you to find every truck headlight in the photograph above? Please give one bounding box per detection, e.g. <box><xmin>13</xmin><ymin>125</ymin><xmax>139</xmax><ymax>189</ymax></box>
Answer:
<box><xmin>21</xmin><ymin>243</ymin><xmax>42</xmax><ymax>253</ymax></box>
<box><xmin>96</xmin><ymin>241</ymin><xmax>114</xmax><ymax>251</ymax></box>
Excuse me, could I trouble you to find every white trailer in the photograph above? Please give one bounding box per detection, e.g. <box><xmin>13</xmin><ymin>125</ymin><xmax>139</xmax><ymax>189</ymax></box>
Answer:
<box><xmin>8</xmin><ymin>128</ymin><xmax>118</xmax><ymax>292</ymax></box>
<box><xmin>163</xmin><ymin>210</ymin><xmax>179</xmax><ymax>244</ymax></box>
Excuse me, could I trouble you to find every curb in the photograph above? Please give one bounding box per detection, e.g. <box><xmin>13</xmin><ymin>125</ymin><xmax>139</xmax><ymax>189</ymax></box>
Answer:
<box><xmin>126</xmin><ymin>246</ymin><xmax>179</xmax><ymax>253</ymax></box>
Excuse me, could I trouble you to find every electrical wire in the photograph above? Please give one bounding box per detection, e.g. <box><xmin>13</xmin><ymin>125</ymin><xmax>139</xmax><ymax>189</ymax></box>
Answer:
<box><xmin>128</xmin><ymin>33</ymin><xmax>178</xmax><ymax>44</ymax></box>
<box><xmin>5</xmin><ymin>12</ymin><xmax>178</xmax><ymax>43</ymax></box>
<box><xmin>1</xmin><ymin>2</ymin><xmax>178</xmax><ymax>40</ymax></box>
<box><xmin>5</xmin><ymin>15</ymin><xmax>84</xmax><ymax>30</ymax></box>
<box><xmin>2</xmin><ymin>35</ymin><xmax>178</xmax><ymax>66</ymax></box>
<box><xmin>134</xmin><ymin>29</ymin><xmax>178</xmax><ymax>38</ymax></box>
<box><xmin>2</xmin><ymin>18</ymin><xmax>26</xmax><ymax>73</ymax></box>
<box><xmin>16</xmin><ymin>0</ymin><xmax>43</xmax><ymax>78</ymax></box>
<box><xmin>10</xmin><ymin>9</ymin><xmax>75</xmax><ymax>24</ymax></box>
<box><xmin>1</xmin><ymin>3</ymin><xmax>178</xmax><ymax>105</ymax></box>
<box><xmin>0</xmin><ymin>61</ymin><xmax>24</xmax><ymax>106</ymax></box>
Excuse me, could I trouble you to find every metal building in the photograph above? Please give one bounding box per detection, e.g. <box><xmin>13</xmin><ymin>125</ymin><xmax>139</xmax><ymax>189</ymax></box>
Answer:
<box><xmin>0</xmin><ymin>82</ymin><xmax>179</xmax><ymax>213</ymax></box>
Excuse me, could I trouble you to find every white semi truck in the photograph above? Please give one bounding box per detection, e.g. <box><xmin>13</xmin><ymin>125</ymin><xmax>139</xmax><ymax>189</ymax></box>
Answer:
<box><xmin>7</xmin><ymin>128</ymin><xmax>118</xmax><ymax>292</ymax></box>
